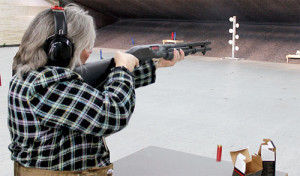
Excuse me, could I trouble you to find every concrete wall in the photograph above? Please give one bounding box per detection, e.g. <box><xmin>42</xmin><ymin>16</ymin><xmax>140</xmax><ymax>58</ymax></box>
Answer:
<box><xmin>0</xmin><ymin>0</ymin><xmax>55</xmax><ymax>45</ymax></box>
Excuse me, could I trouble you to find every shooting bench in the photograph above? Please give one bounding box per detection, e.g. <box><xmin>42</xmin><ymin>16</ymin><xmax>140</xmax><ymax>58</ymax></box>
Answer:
<box><xmin>286</xmin><ymin>54</ymin><xmax>300</xmax><ymax>63</ymax></box>
<box><xmin>162</xmin><ymin>39</ymin><xmax>184</xmax><ymax>44</ymax></box>
<box><xmin>113</xmin><ymin>146</ymin><xmax>288</xmax><ymax>176</ymax></box>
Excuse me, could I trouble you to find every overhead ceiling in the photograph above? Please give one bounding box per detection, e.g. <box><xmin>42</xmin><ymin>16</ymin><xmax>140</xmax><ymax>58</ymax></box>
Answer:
<box><xmin>69</xmin><ymin>0</ymin><xmax>300</xmax><ymax>25</ymax></box>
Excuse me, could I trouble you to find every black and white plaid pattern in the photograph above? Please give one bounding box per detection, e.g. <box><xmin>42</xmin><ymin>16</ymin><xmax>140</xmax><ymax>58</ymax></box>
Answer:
<box><xmin>8</xmin><ymin>61</ymin><xmax>156</xmax><ymax>171</ymax></box>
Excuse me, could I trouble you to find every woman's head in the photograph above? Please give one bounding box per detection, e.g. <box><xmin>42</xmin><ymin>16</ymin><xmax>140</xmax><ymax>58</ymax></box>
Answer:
<box><xmin>13</xmin><ymin>4</ymin><xmax>96</xmax><ymax>78</ymax></box>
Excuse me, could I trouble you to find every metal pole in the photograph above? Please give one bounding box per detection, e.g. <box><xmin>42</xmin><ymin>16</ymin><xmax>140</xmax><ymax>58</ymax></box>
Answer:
<box><xmin>224</xmin><ymin>16</ymin><xmax>242</xmax><ymax>60</ymax></box>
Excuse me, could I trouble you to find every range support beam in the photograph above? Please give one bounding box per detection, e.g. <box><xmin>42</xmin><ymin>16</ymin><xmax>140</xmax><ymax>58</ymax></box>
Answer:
<box><xmin>60</xmin><ymin>0</ymin><xmax>118</xmax><ymax>28</ymax></box>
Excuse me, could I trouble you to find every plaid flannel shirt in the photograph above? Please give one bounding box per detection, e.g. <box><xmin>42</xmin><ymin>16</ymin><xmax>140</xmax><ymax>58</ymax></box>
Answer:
<box><xmin>8</xmin><ymin>60</ymin><xmax>156</xmax><ymax>171</ymax></box>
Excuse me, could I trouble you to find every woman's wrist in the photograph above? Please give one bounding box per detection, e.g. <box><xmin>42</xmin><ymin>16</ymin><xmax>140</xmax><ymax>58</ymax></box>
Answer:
<box><xmin>113</xmin><ymin>66</ymin><xmax>131</xmax><ymax>73</ymax></box>
<box><xmin>153</xmin><ymin>59</ymin><xmax>161</xmax><ymax>69</ymax></box>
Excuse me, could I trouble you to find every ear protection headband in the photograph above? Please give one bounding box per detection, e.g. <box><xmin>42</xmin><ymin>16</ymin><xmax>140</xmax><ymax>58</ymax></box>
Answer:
<box><xmin>44</xmin><ymin>6</ymin><xmax>74</xmax><ymax>67</ymax></box>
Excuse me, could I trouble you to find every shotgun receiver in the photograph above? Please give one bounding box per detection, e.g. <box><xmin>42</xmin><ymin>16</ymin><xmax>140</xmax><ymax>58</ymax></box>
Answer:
<box><xmin>125</xmin><ymin>41</ymin><xmax>211</xmax><ymax>61</ymax></box>
<box><xmin>74</xmin><ymin>41</ymin><xmax>211</xmax><ymax>88</ymax></box>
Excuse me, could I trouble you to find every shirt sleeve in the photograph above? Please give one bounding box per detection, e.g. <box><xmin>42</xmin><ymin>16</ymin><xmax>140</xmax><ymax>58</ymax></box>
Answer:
<box><xmin>132</xmin><ymin>60</ymin><xmax>156</xmax><ymax>88</ymax></box>
<box><xmin>29</xmin><ymin>67</ymin><xmax>135</xmax><ymax>137</ymax></box>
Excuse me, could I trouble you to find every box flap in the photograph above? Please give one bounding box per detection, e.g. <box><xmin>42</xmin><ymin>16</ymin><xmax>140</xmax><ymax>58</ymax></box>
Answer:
<box><xmin>258</xmin><ymin>139</ymin><xmax>276</xmax><ymax>156</ymax></box>
<box><xmin>245</xmin><ymin>155</ymin><xmax>263</xmax><ymax>174</ymax></box>
<box><xmin>261</xmin><ymin>145</ymin><xmax>275</xmax><ymax>161</ymax></box>
<box><xmin>235</xmin><ymin>153</ymin><xmax>247</xmax><ymax>174</ymax></box>
<box><xmin>230</xmin><ymin>148</ymin><xmax>251</xmax><ymax>165</ymax></box>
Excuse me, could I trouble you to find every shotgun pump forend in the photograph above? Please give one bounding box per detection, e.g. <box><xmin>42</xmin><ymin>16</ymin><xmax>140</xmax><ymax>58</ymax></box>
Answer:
<box><xmin>74</xmin><ymin>41</ymin><xmax>211</xmax><ymax>88</ymax></box>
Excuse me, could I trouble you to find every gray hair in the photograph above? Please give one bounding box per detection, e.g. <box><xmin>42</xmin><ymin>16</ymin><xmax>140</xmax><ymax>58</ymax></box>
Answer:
<box><xmin>13</xmin><ymin>4</ymin><xmax>96</xmax><ymax>79</ymax></box>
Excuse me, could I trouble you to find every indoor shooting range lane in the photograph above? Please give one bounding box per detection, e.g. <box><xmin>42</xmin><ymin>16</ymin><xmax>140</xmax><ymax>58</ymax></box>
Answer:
<box><xmin>61</xmin><ymin>0</ymin><xmax>300</xmax><ymax>63</ymax></box>
<box><xmin>1</xmin><ymin>47</ymin><xmax>300</xmax><ymax>175</ymax></box>
<box><xmin>93</xmin><ymin>20</ymin><xmax>300</xmax><ymax>63</ymax></box>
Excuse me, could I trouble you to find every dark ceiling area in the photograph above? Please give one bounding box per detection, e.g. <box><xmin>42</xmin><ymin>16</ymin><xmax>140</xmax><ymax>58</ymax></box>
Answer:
<box><xmin>64</xmin><ymin>0</ymin><xmax>300</xmax><ymax>25</ymax></box>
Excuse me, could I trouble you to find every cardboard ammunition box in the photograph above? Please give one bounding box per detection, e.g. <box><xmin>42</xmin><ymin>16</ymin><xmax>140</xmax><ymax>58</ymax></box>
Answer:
<box><xmin>258</xmin><ymin>139</ymin><xmax>276</xmax><ymax>176</ymax></box>
<box><xmin>231</xmin><ymin>148</ymin><xmax>263</xmax><ymax>176</ymax></box>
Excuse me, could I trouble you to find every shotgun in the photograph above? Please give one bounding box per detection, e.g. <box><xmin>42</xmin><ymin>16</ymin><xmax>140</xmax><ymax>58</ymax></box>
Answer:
<box><xmin>74</xmin><ymin>41</ymin><xmax>211</xmax><ymax>88</ymax></box>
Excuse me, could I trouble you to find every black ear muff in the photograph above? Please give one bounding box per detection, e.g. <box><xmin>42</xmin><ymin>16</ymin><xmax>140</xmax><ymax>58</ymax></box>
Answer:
<box><xmin>45</xmin><ymin>34</ymin><xmax>74</xmax><ymax>67</ymax></box>
<box><xmin>44</xmin><ymin>6</ymin><xmax>74</xmax><ymax>67</ymax></box>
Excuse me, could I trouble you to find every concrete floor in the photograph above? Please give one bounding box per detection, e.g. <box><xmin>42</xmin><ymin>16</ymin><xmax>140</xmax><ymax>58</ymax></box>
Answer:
<box><xmin>1</xmin><ymin>47</ymin><xmax>300</xmax><ymax>175</ymax></box>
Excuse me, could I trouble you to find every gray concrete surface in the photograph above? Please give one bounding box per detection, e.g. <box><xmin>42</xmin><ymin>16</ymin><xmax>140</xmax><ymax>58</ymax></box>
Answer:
<box><xmin>1</xmin><ymin>47</ymin><xmax>300</xmax><ymax>175</ymax></box>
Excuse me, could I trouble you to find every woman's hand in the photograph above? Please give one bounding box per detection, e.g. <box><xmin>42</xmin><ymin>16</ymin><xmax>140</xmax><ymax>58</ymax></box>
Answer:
<box><xmin>154</xmin><ymin>49</ymin><xmax>185</xmax><ymax>68</ymax></box>
<box><xmin>114</xmin><ymin>51</ymin><xmax>139</xmax><ymax>72</ymax></box>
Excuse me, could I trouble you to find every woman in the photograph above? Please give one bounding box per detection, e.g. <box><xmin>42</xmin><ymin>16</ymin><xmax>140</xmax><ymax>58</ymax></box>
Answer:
<box><xmin>8</xmin><ymin>4</ymin><xmax>184</xmax><ymax>176</ymax></box>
